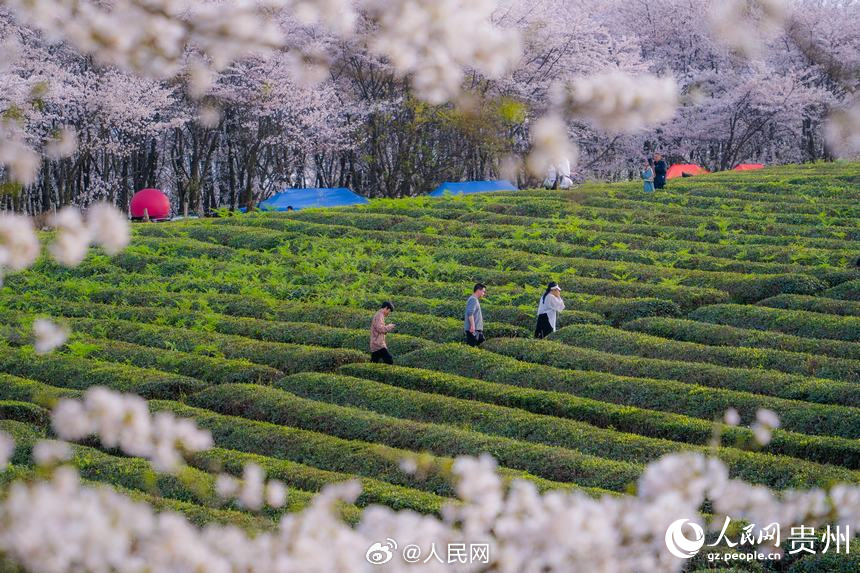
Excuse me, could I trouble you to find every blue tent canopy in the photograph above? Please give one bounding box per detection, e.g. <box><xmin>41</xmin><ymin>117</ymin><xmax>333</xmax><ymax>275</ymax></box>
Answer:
<box><xmin>429</xmin><ymin>180</ymin><xmax>518</xmax><ymax>197</ymax></box>
<box><xmin>258</xmin><ymin>188</ymin><xmax>369</xmax><ymax>211</ymax></box>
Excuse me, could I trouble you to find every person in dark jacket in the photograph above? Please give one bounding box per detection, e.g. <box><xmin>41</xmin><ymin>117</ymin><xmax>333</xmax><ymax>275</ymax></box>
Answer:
<box><xmin>653</xmin><ymin>153</ymin><xmax>668</xmax><ymax>189</ymax></box>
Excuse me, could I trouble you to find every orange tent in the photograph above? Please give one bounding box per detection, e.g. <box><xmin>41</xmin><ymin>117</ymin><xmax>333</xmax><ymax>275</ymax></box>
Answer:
<box><xmin>666</xmin><ymin>164</ymin><xmax>710</xmax><ymax>179</ymax></box>
<box><xmin>732</xmin><ymin>163</ymin><xmax>765</xmax><ymax>171</ymax></box>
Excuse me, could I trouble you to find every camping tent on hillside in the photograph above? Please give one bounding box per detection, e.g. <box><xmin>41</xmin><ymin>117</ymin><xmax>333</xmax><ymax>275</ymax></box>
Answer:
<box><xmin>429</xmin><ymin>180</ymin><xmax>518</xmax><ymax>196</ymax></box>
<box><xmin>258</xmin><ymin>187</ymin><xmax>369</xmax><ymax>211</ymax></box>
<box><xmin>732</xmin><ymin>163</ymin><xmax>765</xmax><ymax>171</ymax></box>
<box><xmin>666</xmin><ymin>164</ymin><xmax>710</xmax><ymax>179</ymax></box>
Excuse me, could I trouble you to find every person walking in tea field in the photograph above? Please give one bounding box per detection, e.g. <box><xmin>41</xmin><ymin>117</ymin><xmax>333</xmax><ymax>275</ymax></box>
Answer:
<box><xmin>535</xmin><ymin>282</ymin><xmax>565</xmax><ymax>338</ymax></box>
<box><xmin>653</xmin><ymin>153</ymin><xmax>668</xmax><ymax>189</ymax></box>
<box><xmin>370</xmin><ymin>301</ymin><xmax>396</xmax><ymax>364</ymax></box>
<box><xmin>641</xmin><ymin>158</ymin><xmax>655</xmax><ymax>193</ymax></box>
<box><xmin>464</xmin><ymin>283</ymin><xmax>486</xmax><ymax>347</ymax></box>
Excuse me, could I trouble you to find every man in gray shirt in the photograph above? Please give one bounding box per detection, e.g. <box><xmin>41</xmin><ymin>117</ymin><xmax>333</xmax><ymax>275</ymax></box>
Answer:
<box><xmin>464</xmin><ymin>283</ymin><xmax>486</xmax><ymax>347</ymax></box>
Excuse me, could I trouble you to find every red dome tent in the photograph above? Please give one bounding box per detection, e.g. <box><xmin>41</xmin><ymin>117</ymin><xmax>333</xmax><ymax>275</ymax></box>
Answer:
<box><xmin>732</xmin><ymin>163</ymin><xmax>765</xmax><ymax>171</ymax></box>
<box><xmin>130</xmin><ymin>188</ymin><xmax>171</xmax><ymax>220</ymax></box>
<box><xmin>666</xmin><ymin>164</ymin><xmax>710</xmax><ymax>179</ymax></box>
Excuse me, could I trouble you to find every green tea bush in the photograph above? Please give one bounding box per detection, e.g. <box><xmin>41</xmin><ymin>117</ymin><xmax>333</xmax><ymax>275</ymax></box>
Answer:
<box><xmin>66</xmin><ymin>317</ymin><xmax>367</xmax><ymax>373</ymax></box>
<box><xmin>186</xmin><ymin>383</ymin><xmax>643</xmax><ymax>490</ymax></box>
<box><xmin>399</xmin><ymin>344</ymin><xmax>860</xmax><ymax>439</ymax></box>
<box><xmin>339</xmin><ymin>363</ymin><xmax>860</xmax><ymax>469</ymax></box>
<box><xmin>623</xmin><ymin>317</ymin><xmax>860</xmax><ymax>361</ymax></box>
<box><xmin>758</xmin><ymin>294</ymin><xmax>860</xmax><ymax>317</ymax></box>
<box><xmin>190</xmin><ymin>448</ymin><xmax>448</xmax><ymax>515</ymax></box>
<box><xmin>0</xmin><ymin>346</ymin><xmax>206</xmax><ymax>398</ymax></box>
<box><xmin>274</xmin><ymin>372</ymin><xmax>860</xmax><ymax>487</ymax></box>
<box><xmin>0</xmin><ymin>400</ymin><xmax>49</xmax><ymax>427</ymax></box>
<box><xmin>483</xmin><ymin>337</ymin><xmax>860</xmax><ymax>408</ymax></box>
<box><xmin>69</xmin><ymin>337</ymin><xmax>284</xmax><ymax>385</ymax></box>
<box><xmin>823</xmin><ymin>278</ymin><xmax>860</xmax><ymax>301</ymax></box>
<box><xmin>553</xmin><ymin>324</ymin><xmax>860</xmax><ymax>382</ymax></box>
<box><xmin>152</xmin><ymin>400</ymin><xmax>593</xmax><ymax>498</ymax></box>
<box><xmin>689</xmin><ymin>304</ymin><xmax>860</xmax><ymax>342</ymax></box>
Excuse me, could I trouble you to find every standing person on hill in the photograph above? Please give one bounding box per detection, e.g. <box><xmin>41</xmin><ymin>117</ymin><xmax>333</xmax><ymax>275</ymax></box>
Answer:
<box><xmin>370</xmin><ymin>301</ymin><xmax>396</xmax><ymax>364</ymax></box>
<box><xmin>535</xmin><ymin>282</ymin><xmax>565</xmax><ymax>338</ymax></box>
<box><xmin>653</xmin><ymin>153</ymin><xmax>668</xmax><ymax>189</ymax></box>
<box><xmin>464</xmin><ymin>283</ymin><xmax>486</xmax><ymax>347</ymax></box>
<box><xmin>641</xmin><ymin>158</ymin><xmax>655</xmax><ymax>193</ymax></box>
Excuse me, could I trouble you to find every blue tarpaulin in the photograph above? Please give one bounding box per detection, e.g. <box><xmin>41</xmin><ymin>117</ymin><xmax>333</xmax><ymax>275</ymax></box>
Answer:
<box><xmin>258</xmin><ymin>188</ymin><xmax>369</xmax><ymax>211</ymax></box>
<box><xmin>429</xmin><ymin>180</ymin><xmax>518</xmax><ymax>197</ymax></box>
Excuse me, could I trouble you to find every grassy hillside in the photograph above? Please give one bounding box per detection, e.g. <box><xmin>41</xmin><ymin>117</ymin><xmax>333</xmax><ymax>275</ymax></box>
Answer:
<box><xmin>2</xmin><ymin>161</ymin><xmax>859</xmax><ymax>547</ymax></box>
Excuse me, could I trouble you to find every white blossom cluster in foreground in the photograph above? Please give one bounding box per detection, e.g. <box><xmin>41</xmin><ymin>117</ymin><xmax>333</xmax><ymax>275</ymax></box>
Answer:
<box><xmin>364</xmin><ymin>0</ymin><xmax>520</xmax><ymax>105</ymax></box>
<box><xmin>0</xmin><ymin>118</ymin><xmax>40</xmax><ymax>186</ymax></box>
<box><xmin>51</xmin><ymin>388</ymin><xmax>213</xmax><ymax>472</ymax></box>
<box><xmin>525</xmin><ymin>114</ymin><xmax>579</xmax><ymax>177</ymax></box>
<box><xmin>50</xmin><ymin>202</ymin><xmax>131</xmax><ymax>267</ymax></box>
<box><xmin>527</xmin><ymin>71</ymin><xmax>678</xmax><ymax>175</ymax></box>
<box><xmin>0</xmin><ymin>389</ymin><xmax>857</xmax><ymax>572</ymax></box>
<box><xmin>32</xmin><ymin>318</ymin><xmax>69</xmax><ymax>355</ymax></box>
<box><xmin>0</xmin><ymin>202</ymin><xmax>128</xmax><ymax>286</ymax></box>
<box><xmin>825</xmin><ymin>98</ymin><xmax>860</xmax><ymax>158</ymax></box>
<box><xmin>216</xmin><ymin>462</ymin><xmax>288</xmax><ymax>510</ymax></box>
<box><xmin>4</xmin><ymin>0</ymin><xmax>286</xmax><ymax>79</ymax></box>
<box><xmin>708</xmin><ymin>0</ymin><xmax>788</xmax><ymax>57</ymax></box>
<box><xmin>553</xmin><ymin>71</ymin><xmax>680</xmax><ymax>133</ymax></box>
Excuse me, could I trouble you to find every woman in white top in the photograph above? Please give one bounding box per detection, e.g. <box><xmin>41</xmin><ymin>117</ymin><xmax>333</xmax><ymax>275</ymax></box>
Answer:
<box><xmin>535</xmin><ymin>282</ymin><xmax>565</xmax><ymax>338</ymax></box>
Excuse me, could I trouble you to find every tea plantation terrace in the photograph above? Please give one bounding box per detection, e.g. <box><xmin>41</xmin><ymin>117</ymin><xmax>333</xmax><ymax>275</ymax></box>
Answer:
<box><xmin>2</xmin><ymin>161</ymin><xmax>860</xmax><ymax>533</ymax></box>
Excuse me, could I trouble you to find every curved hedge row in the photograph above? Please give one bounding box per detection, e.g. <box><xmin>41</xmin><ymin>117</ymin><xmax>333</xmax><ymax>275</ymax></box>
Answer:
<box><xmin>0</xmin><ymin>373</ymin><xmax>81</xmax><ymax>408</ymax></box>
<box><xmin>0</xmin><ymin>301</ymin><xmax>369</xmax><ymax>374</ymax></box>
<box><xmin>67</xmin><ymin>317</ymin><xmax>367</xmax><ymax>373</ymax></box>
<box><xmin>689</xmin><ymin>304</ymin><xmax>860</xmax><ymax>342</ymax></box>
<box><xmin>2</xmin><ymin>285</ymin><xmax>531</xmax><ymax>343</ymax></box>
<box><xmin>758</xmin><ymin>294</ymin><xmax>860</xmax><ymax>317</ymax></box>
<box><xmin>398</xmin><ymin>344</ymin><xmax>860</xmax><ymax>439</ymax></box>
<box><xmin>1</xmin><ymin>462</ymin><xmax>277</xmax><ymax>531</ymax></box>
<box><xmin>439</xmin><ymin>247</ymin><xmax>829</xmax><ymax>303</ymax></box>
<box><xmin>67</xmin><ymin>336</ymin><xmax>284</xmax><ymax>385</ymax></box>
<box><xmin>824</xmin><ymin>278</ymin><xmax>860</xmax><ymax>301</ymax></box>
<box><xmin>483</xmin><ymin>337</ymin><xmax>860</xmax><ymax>408</ymax></box>
<box><xmin>14</xmin><ymin>257</ymin><xmax>727</xmax><ymax>315</ymax></box>
<box><xmin>275</xmin><ymin>371</ymin><xmax>860</xmax><ymax>487</ymax></box>
<box><xmin>369</xmin><ymin>190</ymin><xmax>860</xmax><ymax>231</ymax></box>
<box><xmin>552</xmin><ymin>323</ymin><xmax>860</xmax><ymax>383</ymax></box>
<box><xmin>201</xmin><ymin>316</ymin><xmax>434</xmax><ymax>355</ymax></box>
<box><xmin>17</xmin><ymin>276</ymin><xmax>685</xmax><ymax>326</ymax></box>
<box><xmin>0</xmin><ymin>377</ymin><xmax>443</xmax><ymax>516</ymax></box>
<box><xmin>190</xmin><ymin>448</ymin><xmax>448</xmax><ymax>515</ymax></box>
<box><xmin>152</xmin><ymin>400</ymin><xmax>595</xmax><ymax>498</ymax></box>
<box><xmin>575</xmin><ymin>195</ymin><xmax>860</xmax><ymax>224</ymax></box>
<box><xmin>622</xmin><ymin>317</ymin><xmax>860</xmax><ymax>361</ymax></box>
<box><xmin>185</xmin><ymin>383</ymin><xmax>643</xmax><ymax>491</ymax></box>
<box><xmin>225</xmin><ymin>208</ymin><xmax>856</xmax><ymax>268</ymax></box>
<box><xmin>339</xmin><ymin>363</ymin><xmax>860</xmax><ymax>470</ymax></box>
<box><xmin>0</xmin><ymin>400</ymin><xmax>50</xmax><ymax>427</ymax></box>
<box><xmin>224</xmin><ymin>205</ymin><xmax>839</xmax><ymax>277</ymax></box>
<box><xmin>4</xmin><ymin>418</ymin><xmax>316</xmax><ymax>523</ymax></box>
<box><xmin>0</xmin><ymin>346</ymin><xmax>206</xmax><ymax>398</ymax></box>
<box><xmin>310</xmin><ymin>205</ymin><xmax>860</xmax><ymax>251</ymax></box>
